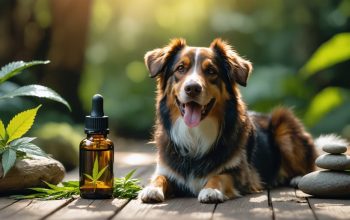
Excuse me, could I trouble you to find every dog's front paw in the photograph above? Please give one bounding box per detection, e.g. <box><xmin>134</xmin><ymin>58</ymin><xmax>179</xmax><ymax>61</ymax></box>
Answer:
<box><xmin>198</xmin><ymin>188</ymin><xmax>228</xmax><ymax>203</ymax></box>
<box><xmin>139</xmin><ymin>186</ymin><xmax>165</xmax><ymax>203</ymax></box>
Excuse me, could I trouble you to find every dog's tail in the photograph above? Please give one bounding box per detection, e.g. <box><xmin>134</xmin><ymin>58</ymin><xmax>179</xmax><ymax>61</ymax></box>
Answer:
<box><xmin>314</xmin><ymin>134</ymin><xmax>349</xmax><ymax>155</ymax></box>
<box><xmin>270</xmin><ymin>108</ymin><xmax>318</xmax><ymax>177</ymax></box>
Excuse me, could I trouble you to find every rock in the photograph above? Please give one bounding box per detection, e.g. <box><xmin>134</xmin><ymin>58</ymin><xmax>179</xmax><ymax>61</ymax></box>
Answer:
<box><xmin>0</xmin><ymin>156</ymin><xmax>65</xmax><ymax>193</ymax></box>
<box><xmin>315</xmin><ymin>154</ymin><xmax>350</xmax><ymax>170</ymax></box>
<box><xmin>298</xmin><ymin>170</ymin><xmax>350</xmax><ymax>197</ymax></box>
<box><xmin>322</xmin><ymin>144</ymin><xmax>347</xmax><ymax>154</ymax></box>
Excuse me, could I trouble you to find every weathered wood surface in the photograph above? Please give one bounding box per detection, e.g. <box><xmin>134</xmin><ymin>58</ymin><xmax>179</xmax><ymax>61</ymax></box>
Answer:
<box><xmin>213</xmin><ymin>191</ymin><xmax>271</xmax><ymax>220</ymax></box>
<box><xmin>115</xmin><ymin>197</ymin><xmax>215</xmax><ymax>220</ymax></box>
<box><xmin>270</xmin><ymin>187</ymin><xmax>315</xmax><ymax>220</ymax></box>
<box><xmin>47</xmin><ymin>198</ymin><xmax>127</xmax><ymax>220</ymax></box>
<box><xmin>0</xmin><ymin>144</ymin><xmax>349</xmax><ymax>220</ymax></box>
<box><xmin>308</xmin><ymin>198</ymin><xmax>350</xmax><ymax>220</ymax></box>
<box><xmin>0</xmin><ymin>199</ymin><xmax>72</xmax><ymax>220</ymax></box>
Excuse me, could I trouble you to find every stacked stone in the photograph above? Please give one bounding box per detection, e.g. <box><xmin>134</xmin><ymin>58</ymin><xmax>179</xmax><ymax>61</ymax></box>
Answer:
<box><xmin>298</xmin><ymin>144</ymin><xmax>350</xmax><ymax>197</ymax></box>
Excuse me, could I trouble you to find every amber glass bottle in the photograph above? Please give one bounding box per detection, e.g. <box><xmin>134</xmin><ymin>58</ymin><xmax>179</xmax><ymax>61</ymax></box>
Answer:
<box><xmin>79</xmin><ymin>94</ymin><xmax>114</xmax><ymax>199</ymax></box>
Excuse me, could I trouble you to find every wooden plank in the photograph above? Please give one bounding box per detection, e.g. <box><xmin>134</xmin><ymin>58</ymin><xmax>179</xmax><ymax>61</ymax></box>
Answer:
<box><xmin>46</xmin><ymin>198</ymin><xmax>128</xmax><ymax>220</ymax></box>
<box><xmin>0</xmin><ymin>199</ymin><xmax>32</xmax><ymax>219</ymax></box>
<box><xmin>114</xmin><ymin>197</ymin><xmax>215</xmax><ymax>220</ymax></box>
<box><xmin>213</xmin><ymin>191</ymin><xmax>271</xmax><ymax>220</ymax></box>
<box><xmin>0</xmin><ymin>198</ymin><xmax>17</xmax><ymax>210</ymax></box>
<box><xmin>308</xmin><ymin>198</ymin><xmax>350</xmax><ymax>220</ymax></box>
<box><xmin>0</xmin><ymin>198</ymin><xmax>72</xmax><ymax>220</ymax></box>
<box><xmin>270</xmin><ymin>187</ymin><xmax>315</xmax><ymax>220</ymax></box>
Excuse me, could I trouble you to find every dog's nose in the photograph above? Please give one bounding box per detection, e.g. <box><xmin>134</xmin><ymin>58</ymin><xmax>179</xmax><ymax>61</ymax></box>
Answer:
<box><xmin>184</xmin><ymin>82</ymin><xmax>202</xmax><ymax>97</ymax></box>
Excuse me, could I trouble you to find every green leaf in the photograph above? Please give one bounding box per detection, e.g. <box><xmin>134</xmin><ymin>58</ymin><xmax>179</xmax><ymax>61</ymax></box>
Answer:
<box><xmin>29</xmin><ymin>187</ymin><xmax>54</xmax><ymax>193</ymax></box>
<box><xmin>62</xmin><ymin>181</ymin><xmax>79</xmax><ymax>187</ymax></box>
<box><xmin>96</xmin><ymin>165</ymin><xmax>109</xmax><ymax>180</ymax></box>
<box><xmin>0</xmin><ymin>60</ymin><xmax>50</xmax><ymax>84</ymax></box>
<box><xmin>0</xmin><ymin>85</ymin><xmax>71</xmax><ymax>111</ymax></box>
<box><xmin>84</xmin><ymin>174</ymin><xmax>94</xmax><ymax>181</ymax></box>
<box><xmin>300</xmin><ymin>33</ymin><xmax>350</xmax><ymax>77</ymax></box>
<box><xmin>92</xmin><ymin>157</ymin><xmax>99</xmax><ymax>179</ymax></box>
<box><xmin>9</xmin><ymin>137</ymin><xmax>36</xmax><ymax>148</ymax></box>
<box><xmin>6</xmin><ymin>105</ymin><xmax>41</xmax><ymax>143</ymax></box>
<box><xmin>43</xmin><ymin>181</ymin><xmax>64</xmax><ymax>191</ymax></box>
<box><xmin>125</xmin><ymin>169</ymin><xmax>136</xmax><ymax>181</ymax></box>
<box><xmin>16</xmin><ymin>143</ymin><xmax>48</xmax><ymax>157</ymax></box>
<box><xmin>1</xmin><ymin>148</ymin><xmax>16</xmax><ymax>177</ymax></box>
<box><xmin>303</xmin><ymin>87</ymin><xmax>344</xmax><ymax>127</ymax></box>
<box><xmin>10</xmin><ymin>193</ymin><xmax>47</xmax><ymax>200</ymax></box>
<box><xmin>0</xmin><ymin>120</ymin><xmax>5</xmax><ymax>140</ymax></box>
<box><xmin>83</xmin><ymin>158</ymin><xmax>110</xmax><ymax>191</ymax></box>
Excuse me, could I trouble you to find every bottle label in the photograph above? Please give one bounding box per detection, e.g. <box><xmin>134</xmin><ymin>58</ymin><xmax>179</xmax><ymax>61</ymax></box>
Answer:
<box><xmin>79</xmin><ymin>149</ymin><xmax>113</xmax><ymax>195</ymax></box>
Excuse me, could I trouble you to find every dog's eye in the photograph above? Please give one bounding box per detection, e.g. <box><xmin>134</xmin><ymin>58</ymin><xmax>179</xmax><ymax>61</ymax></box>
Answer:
<box><xmin>176</xmin><ymin>65</ymin><xmax>185</xmax><ymax>73</ymax></box>
<box><xmin>207</xmin><ymin>68</ymin><xmax>216</xmax><ymax>75</ymax></box>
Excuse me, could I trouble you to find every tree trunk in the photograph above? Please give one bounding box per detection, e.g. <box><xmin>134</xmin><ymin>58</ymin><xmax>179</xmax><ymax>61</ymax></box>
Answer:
<box><xmin>42</xmin><ymin>0</ymin><xmax>92</xmax><ymax>120</ymax></box>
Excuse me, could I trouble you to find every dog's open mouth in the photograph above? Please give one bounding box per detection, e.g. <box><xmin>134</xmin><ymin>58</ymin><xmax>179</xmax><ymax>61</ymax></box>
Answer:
<box><xmin>176</xmin><ymin>98</ymin><xmax>216</xmax><ymax>128</ymax></box>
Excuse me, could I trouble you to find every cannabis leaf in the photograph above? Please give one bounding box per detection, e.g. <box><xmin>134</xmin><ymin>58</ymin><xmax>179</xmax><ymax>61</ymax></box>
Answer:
<box><xmin>0</xmin><ymin>105</ymin><xmax>48</xmax><ymax>178</ymax></box>
<box><xmin>6</xmin><ymin>105</ymin><xmax>41</xmax><ymax>143</ymax></box>
<box><xmin>113</xmin><ymin>169</ymin><xmax>142</xmax><ymax>199</ymax></box>
<box><xmin>11</xmin><ymin>170</ymin><xmax>142</xmax><ymax>200</ymax></box>
<box><xmin>84</xmin><ymin>157</ymin><xmax>109</xmax><ymax>191</ymax></box>
<box><xmin>10</xmin><ymin>180</ymin><xmax>80</xmax><ymax>200</ymax></box>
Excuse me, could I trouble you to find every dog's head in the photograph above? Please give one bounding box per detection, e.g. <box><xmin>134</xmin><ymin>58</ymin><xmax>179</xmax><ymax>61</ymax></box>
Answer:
<box><xmin>145</xmin><ymin>38</ymin><xmax>252</xmax><ymax>128</ymax></box>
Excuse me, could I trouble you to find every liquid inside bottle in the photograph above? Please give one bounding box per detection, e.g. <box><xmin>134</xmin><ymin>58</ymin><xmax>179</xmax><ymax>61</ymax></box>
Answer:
<box><xmin>79</xmin><ymin>134</ymin><xmax>114</xmax><ymax>199</ymax></box>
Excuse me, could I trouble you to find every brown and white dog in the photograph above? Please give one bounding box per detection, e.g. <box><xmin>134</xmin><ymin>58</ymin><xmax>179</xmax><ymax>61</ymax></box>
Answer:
<box><xmin>139</xmin><ymin>38</ymin><xmax>346</xmax><ymax>203</ymax></box>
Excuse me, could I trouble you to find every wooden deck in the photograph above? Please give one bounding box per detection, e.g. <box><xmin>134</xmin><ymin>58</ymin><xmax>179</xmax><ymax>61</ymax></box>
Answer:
<box><xmin>0</xmin><ymin>140</ymin><xmax>349</xmax><ymax>220</ymax></box>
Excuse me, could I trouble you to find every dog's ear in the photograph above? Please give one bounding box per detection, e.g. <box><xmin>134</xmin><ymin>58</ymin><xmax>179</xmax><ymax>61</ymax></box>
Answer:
<box><xmin>210</xmin><ymin>38</ymin><xmax>252</xmax><ymax>87</ymax></box>
<box><xmin>145</xmin><ymin>38</ymin><xmax>187</xmax><ymax>78</ymax></box>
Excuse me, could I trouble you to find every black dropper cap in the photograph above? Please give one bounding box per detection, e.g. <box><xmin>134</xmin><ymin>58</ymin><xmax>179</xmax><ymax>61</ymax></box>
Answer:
<box><xmin>85</xmin><ymin>94</ymin><xmax>109</xmax><ymax>134</ymax></box>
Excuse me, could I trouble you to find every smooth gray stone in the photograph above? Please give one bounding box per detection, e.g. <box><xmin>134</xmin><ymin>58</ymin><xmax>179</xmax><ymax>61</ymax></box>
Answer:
<box><xmin>298</xmin><ymin>170</ymin><xmax>350</xmax><ymax>197</ymax></box>
<box><xmin>322</xmin><ymin>144</ymin><xmax>347</xmax><ymax>154</ymax></box>
<box><xmin>0</xmin><ymin>156</ymin><xmax>65</xmax><ymax>193</ymax></box>
<box><xmin>315</xmin><ymin>154</ymin><xmax>350</xmax><ymax>170</ymax></box>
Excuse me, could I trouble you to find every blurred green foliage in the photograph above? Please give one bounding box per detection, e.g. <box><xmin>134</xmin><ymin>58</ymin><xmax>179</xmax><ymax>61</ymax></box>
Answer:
<box><xmin>1</xmin><ymin>0</ymin><xmax>349</xmax><ymax>140</ymax></box>
<box><xmin>34</xmin><ymin>122</ymin><xmax>83</xmax><ymax>171</ymax></box>
<box><xmin>81</xmin><ymin>0</ymin><xmax>350</xmax><ymax>139</ymax></box>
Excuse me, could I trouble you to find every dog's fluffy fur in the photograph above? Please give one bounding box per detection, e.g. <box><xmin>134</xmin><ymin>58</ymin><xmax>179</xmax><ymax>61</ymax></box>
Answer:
<box><xmin>139</xmin><ymin>38</ymin><xmax>345</xmax><ymax>204</ymax></box>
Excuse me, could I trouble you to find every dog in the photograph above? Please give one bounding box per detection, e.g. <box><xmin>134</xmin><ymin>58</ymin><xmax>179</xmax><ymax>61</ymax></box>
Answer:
<box><xmin>139</xmin><ymin>38</ymin><xmax>345</xmax><ymax>203</ymax></box>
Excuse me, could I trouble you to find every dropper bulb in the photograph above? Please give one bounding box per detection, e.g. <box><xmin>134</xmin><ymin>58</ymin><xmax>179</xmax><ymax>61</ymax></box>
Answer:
<box><xmin>91</xmin><ymin>94</ymin><xmax>104</xmax><ymax>117</ymax></box>
<box><xmin>85</xmin><ymin>94</ymin><xmax>108</xmax><ymax>133</ymax></box>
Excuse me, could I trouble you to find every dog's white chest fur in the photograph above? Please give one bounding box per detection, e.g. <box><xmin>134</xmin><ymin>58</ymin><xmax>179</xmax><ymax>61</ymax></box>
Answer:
<box><xmin>170</xmin><ymin>117</ymin><xmax>219</xmax><ymax>157</ymax></box>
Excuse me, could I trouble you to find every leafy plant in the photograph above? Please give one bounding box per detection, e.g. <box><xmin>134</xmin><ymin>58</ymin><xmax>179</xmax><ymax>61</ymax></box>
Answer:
<box><xmin>10</xmin><ymin>180</ymin><xmax>80</xmax><ymax>200</ymax></box>
<box><xmin>113</xmin><ymin>169</ymin><xmax>142</xmax><ymax>199</ymax></box>
<box><xmin>0</xmin><ymin>105</ymin><xmax>47</xmax><ymax>176</ymax></box>
<box><xmin>300</xmin><ymin>33</ymin><xmax>350</xmax><ymax>78</ymax></box>
<box><xmin>0</xmin><ymin>60</ymin><xmax>71</xmax><ymax>177</ymax></box>
<box><xmin>0</xmin><ymin>60</ymin><xmax>70</xmax><ymax>110</ymax></box>
<box><xmin>11</xmin><ymin>170</ymin><xmax>142</xmax><ymax>200</ymax></box>
<box><xmin>83</xmin><ymin>157</ymin><xmax>109</xmax><ymax>191</ymax></box>
<box><xmin>299</xmin><ymin>32</ymin><xmax>350</xmax><ymax>133</ymax></box>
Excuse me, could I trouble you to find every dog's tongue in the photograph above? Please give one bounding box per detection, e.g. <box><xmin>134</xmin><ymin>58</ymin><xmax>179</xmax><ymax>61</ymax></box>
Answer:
<box><xmin>184</xmin><ymin>102</ymin><xmax>202</xmax><ymax>128</ymax></box>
